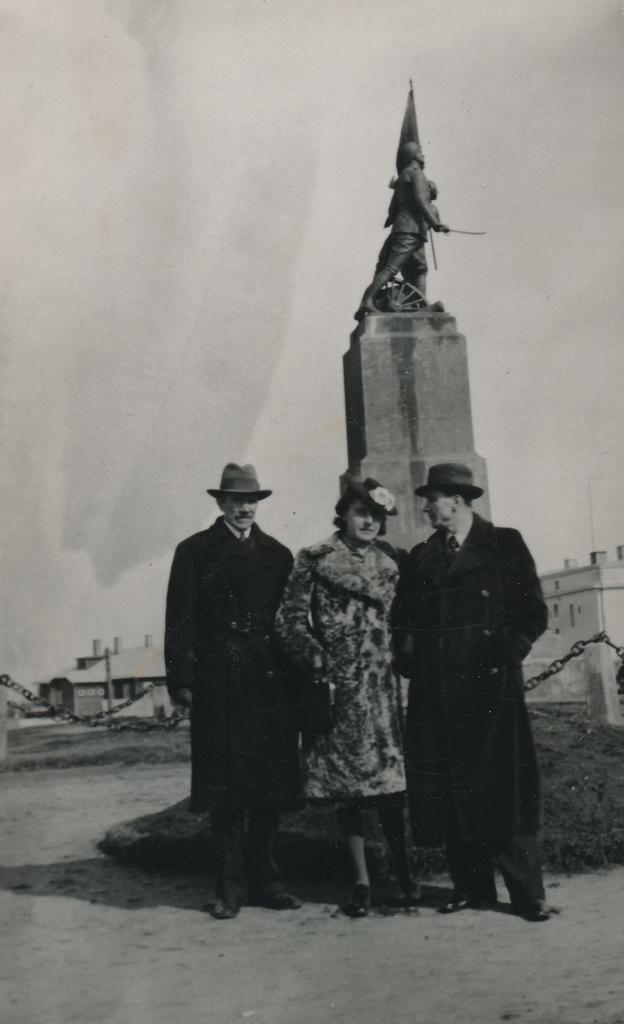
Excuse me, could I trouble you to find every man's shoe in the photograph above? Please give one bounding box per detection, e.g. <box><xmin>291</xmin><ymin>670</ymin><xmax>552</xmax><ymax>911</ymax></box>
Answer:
<box><xmin>437</xmin><ymin>895</ymin><xmax>495</xmax><ymax>914</ymax></box>
<box><xmin>210</xmin><ymin>898</ymin><xmax>240</xmax><ymax>920</ymax></box>
<box><xmin>255</xmin><ymin>890</ymin><xmax>302</xmax><ymax>911</ymax></box>
<box><xmin>514</xmin><ymin>899</ymin><xmax>556</xmax><ymax>923</ymax></box>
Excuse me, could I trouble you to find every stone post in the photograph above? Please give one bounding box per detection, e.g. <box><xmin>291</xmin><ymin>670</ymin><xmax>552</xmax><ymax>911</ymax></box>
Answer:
<box><xmin>0</xmin><ymin>683</ymin><xmax>7</xmax><ymax>761</ymax></box>
<box><xmin>584</xmin><ymin>643</ymin><xmax>623</xmax><ymax>726</ymax></box>
<box><xmin>343</xmin><ymin>310</ymin><xmax>490</xmax><ymax>550</ymax></box>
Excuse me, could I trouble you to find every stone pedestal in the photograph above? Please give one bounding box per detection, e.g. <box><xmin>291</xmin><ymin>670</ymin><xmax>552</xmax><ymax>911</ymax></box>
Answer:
<box><xmin>0</xmin><ymin>684</ymin><xmax>6</xmax><ymax>761</ymax></box>
<box><xmin>343</xmin><ymin>311</ymin><xmax>490</xmax><ymax>551</ymax></box>
<box><xmin>584</xmin><ymin>644</ymin><xmax>623</xmax><ymax>726</ymax></box>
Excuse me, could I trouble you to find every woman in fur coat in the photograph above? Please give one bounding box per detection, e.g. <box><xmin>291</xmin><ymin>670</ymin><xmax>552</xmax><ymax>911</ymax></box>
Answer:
<box><xmin>275</xmin><ymin>476</ymin><xmax>415</xmax><ymax>916</ymax></box>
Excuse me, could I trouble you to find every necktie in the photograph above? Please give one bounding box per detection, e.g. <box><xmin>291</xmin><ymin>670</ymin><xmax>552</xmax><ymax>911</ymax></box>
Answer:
<box><xmin>445</xmin><ymin>533</ymin><xmax>460</xmax><ymax>561</ymax></box>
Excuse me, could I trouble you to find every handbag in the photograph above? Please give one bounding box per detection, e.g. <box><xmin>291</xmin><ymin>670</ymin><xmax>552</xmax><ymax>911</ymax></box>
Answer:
<box><xmin>300</xmin><ymin>674</ymin><xmax>336</xmax><ymax>736</ymax></box>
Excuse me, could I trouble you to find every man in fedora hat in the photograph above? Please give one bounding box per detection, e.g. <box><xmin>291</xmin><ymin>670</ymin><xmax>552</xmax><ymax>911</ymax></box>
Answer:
<box><xmin>165</xmin><ymin>463</ymin><xmax>301</xmax><ymax>919</ymax></box>
<box><xmin>393</xmin><ymin>463</ymin><xmax>553</xmax><ymax>922</ymax></box>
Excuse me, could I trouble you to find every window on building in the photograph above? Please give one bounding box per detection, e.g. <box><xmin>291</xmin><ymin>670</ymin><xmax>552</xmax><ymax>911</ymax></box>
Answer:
<box><xmin>554</xmin><ymin>581</ymin><xmax>560</xmax><ymax>590</ymax></box>
<box><xmin>554</xmin><ymin>628</ymin><xmax>560</xmax><ymax>635</ymax></box>
<box><xmin>569</xmin><ymin>604</ymin><xmax>575</xmax><ymax>627</ymax></box>
<box><xmin>553</xmin><ymin>603</ymin><xmax>559</xmax><ymax>618</ymax></box>
<box><xmin>578</xmin><ymin>606</ymin><xmax>582</xmax><ymax>614</ymax></box>
<box><xmin>113</xmin><ymin>681</ymin><xmax>124</xmax><ymax>700</ymax></box>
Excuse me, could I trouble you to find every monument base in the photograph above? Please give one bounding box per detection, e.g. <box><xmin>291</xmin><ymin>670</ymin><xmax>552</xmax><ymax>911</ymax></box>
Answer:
<box><xmin>343</xmin><ymin>310</ymin><xmax>489</xmax><ymax>551</ymax></box>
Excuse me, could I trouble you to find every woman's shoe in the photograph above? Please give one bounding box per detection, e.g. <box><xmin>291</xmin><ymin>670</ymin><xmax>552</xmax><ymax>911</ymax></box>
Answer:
<box><xmin>342</xmin><ymin>883</ymin><xmax>370</xmax><ymax>918</ymax></box>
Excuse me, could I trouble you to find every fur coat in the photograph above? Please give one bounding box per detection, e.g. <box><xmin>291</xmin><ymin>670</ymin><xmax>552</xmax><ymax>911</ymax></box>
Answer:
<box><xmin>275</xmin><ymin>533</ymin><xmax>406</xmax><ymax>802</ymax></box>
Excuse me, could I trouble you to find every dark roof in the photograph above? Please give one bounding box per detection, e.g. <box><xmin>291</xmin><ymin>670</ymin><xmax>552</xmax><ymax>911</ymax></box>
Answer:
<box><xmin>49</xmin><ymin>644</ymin><xmax>165</xmax><ymax>686</ymax></box>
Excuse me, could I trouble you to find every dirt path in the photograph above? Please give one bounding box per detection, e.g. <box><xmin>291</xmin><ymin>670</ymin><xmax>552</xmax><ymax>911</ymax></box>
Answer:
<box><xmin>2</xmin><ymin>763</ymin><xmax>624</xmax><ymax>1024</ymax></box>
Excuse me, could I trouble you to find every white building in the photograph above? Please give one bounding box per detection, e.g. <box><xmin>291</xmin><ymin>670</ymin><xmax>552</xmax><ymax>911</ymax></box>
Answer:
<box><xmin>540</xmin><ymin>548</ymin><xmax>624</xmax><ymax>648</ymax></box>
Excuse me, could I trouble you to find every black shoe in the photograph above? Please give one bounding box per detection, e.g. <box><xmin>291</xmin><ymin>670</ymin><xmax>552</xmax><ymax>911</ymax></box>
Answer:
<box><xmin>513</xmin><ymin>899</ymin><xmax>556</xmax><ymax>923</ymax></box>
<box><xmin>254</xmin><ymin>890</ymin><xmax>302</xmax><ymax>911</ymax></box>
<box><xmin>437</xmin><ymin>894</ymin><xmax>496</xmax><ymax>914</ymax></box>
<box><xmin>210</xmin><ymin>898</ymin><xmax>241</xmax><ymax>920</ymax></box>
<box><xmin>342</xmin><ymin>883</ymin><xmax>370</xmax><ymax>918</ymax></box>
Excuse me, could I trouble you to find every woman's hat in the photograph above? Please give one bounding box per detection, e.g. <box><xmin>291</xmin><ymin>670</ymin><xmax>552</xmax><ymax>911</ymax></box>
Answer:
<box><xmin>337</xmin><ymin>474</ymin><xmax>398</xmax><ymax>517</ymax></box>
<box><xmin>414</xmin><ymin>463</ymin><xmax>483</xmax><ymax>500</ymax></box>
<box><xmin>207</xmin><ymin>463</ymin><xmax>272</xmax><ymax>500</ymax></box>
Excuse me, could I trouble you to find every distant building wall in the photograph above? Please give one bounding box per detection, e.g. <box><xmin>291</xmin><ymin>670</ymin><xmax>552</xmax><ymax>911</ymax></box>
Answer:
<box><xmin>540</xmin><ymin>554</ymin><xmax>624</xmax><ymax>647</ymax></box>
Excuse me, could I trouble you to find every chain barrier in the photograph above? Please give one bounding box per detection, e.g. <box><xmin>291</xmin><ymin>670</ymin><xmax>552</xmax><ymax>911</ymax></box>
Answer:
<box><xmin>0</xmin><ymin>673</ymin><xmax>189</xmax><ymax>731</ymax></box>
<box><xmin>2</xmin><ymin>630</ymin><xmax>623</xmax><ymax>729</ymax></box>
<box><xmin>523</xmin><ymin>631</ymin><xmax>624</xmax><ymax>693</ymax></box>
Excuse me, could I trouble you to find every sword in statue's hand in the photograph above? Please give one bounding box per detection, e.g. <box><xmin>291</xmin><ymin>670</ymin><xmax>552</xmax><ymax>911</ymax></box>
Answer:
<box><xmin>429</xmin><ymin>224</ymin><xmax>486</xmax><ymax>270</ymax></box>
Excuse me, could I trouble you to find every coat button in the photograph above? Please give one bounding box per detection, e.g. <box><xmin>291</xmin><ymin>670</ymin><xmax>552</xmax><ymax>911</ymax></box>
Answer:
<box><xmin>483</xmin><ymin>628</ymin><xmax>492</xmax><ymax>636</ymax></box>
<box><xmin>481</xmin><ymin>589</ymin><xmax>490</xmax><ymax>597</ymax></box>
<box><xmin>489</xmin><ymin>666</ymin><xmax>499</xmax><ymax>676</ymax></box>
<box><xmin>230</xmin><ymin>621</ymin><xmax>238</xmax><ymax>630</ymax></box>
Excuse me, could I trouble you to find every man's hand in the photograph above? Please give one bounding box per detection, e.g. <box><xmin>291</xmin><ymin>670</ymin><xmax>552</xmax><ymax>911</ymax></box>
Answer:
<box><xmin>434</xmin><ymin>223</ymin><xmax>450</xmax><ymax>233</ymax></box>
<box><xmin>394</xmin><ymin>634</ymin><xmax>414</xmax><ymax>678</ymax></box>
<box><xmin>174</xmin><ymin>687</ymin><xmax>193</xmax><ymax>710</ymax></box>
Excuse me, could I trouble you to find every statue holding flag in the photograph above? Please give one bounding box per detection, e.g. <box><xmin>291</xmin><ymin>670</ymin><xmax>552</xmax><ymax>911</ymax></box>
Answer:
<box><xmin>355</xmin><ymin>84</ymin><xmax>450</xmax><ymax>320</ymax></box>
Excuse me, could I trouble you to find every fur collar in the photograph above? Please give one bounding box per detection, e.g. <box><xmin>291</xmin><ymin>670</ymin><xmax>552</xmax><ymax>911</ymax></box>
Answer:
<box><xmin>306</xmin><ymin>533</ymin><xmax>398</xmax><ymax>606</ymax></box>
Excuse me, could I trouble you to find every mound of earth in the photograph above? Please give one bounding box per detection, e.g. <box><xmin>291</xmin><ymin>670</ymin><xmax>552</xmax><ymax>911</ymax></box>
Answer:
<box><xmin>99</xmin><ymin>705</ymin><xmax>624</xmax><ymax>876</ymax></box>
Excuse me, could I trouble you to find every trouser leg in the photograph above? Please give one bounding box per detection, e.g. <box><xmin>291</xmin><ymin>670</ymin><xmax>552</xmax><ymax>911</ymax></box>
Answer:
<box><xmin>247</xmin><ymin>809</ymin><xmax>283</xmax><ymax>897</ymax></box>
<box><xmin>211</xmin><ymin>808</ymin><xmax>245</xmax><ymax>904</ymax></box>
<box><xmin>493</xmin><ymin>833</ymin><xmax>545</xmax><ymax>909</ymax></box>
<box><xmin>445</xmin><ymin>804</ymin><xmax>497</xmax><ymax>905</ymax></box>
<box><xmin>355</xmin><ymin>269</ymin><xmax>394</xmax><ymax>317</ymax></box>
<box><xmin>378</xmin><ymin>799</ymin><xmax>413</xmax><ymax>893</ymax></box>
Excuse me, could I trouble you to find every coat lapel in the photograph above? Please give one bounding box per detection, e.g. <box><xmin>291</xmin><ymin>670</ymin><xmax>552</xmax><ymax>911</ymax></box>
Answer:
<box><xmin>203</xmin><ymin>519</ymin><xmax>280</xmax><ymax>588</ymax></box>
<box><xmin>445</xmin><ymin>514</ymin><xmax>497</xmax><ymax>582</ymax></box>
<box><xmin>412</xmin><ymin>514</ymin><xmax>497</xmax><ymax>588</ymax></box>
<box><xmin>411</xmin><ymin>531</ymin><xmax>448</xmax><ymax>589</ymax></box>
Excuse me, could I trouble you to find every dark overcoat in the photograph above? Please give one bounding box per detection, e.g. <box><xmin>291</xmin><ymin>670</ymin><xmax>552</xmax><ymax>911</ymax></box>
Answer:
<box><xmin>164</xmin><ymin>517</ymin><xmax>300</xmax><ymax>814</ymax></box>
<box><xmin>393</xmin><ymin>514</ymin><xmax>547</xmax><ymax>846</ymax></box>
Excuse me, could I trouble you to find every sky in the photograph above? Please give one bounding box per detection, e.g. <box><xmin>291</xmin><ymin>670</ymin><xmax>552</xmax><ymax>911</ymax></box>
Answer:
<box><xmin>1</xmin><ymin>0</ymin><xmax>623</xmax><ymax>683</ymax></box>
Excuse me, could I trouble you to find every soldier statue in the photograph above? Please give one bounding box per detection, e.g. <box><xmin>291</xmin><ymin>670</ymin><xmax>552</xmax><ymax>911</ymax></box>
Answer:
<box><xmin>355</xmin><ymin>141</ymin><xmax>449</xmax><ymax>320</ymax></box>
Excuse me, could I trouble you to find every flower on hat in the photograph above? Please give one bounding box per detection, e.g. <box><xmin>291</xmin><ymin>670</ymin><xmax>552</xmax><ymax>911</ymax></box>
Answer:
<box><xmin>369</xmin><ymin>486</ymin><xmax>396</xmax><ymax>513</ymax></box>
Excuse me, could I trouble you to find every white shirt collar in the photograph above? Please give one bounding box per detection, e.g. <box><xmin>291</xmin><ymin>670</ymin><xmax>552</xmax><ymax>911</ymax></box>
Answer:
<box><xmin>449</xmin><ymin>513</ymin><xmax>474</xmax><ymax>549</ymax></box>
<box><xmin>223</xmin><ymin>519</ymin><xmax>251</xmax><ymax>541</ymax></box>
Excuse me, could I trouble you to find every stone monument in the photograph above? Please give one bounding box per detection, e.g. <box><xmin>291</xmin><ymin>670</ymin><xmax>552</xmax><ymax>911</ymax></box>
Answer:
<box><xmin>343</xmin><ymin>85</ymin><xmax>490</xmax><ymax>550</ymax></box>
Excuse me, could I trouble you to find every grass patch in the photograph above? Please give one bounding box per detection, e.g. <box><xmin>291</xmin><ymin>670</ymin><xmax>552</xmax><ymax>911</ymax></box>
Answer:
<box><xmin>7</xmin><ymin>705</ymin><xmax>624</xmax><ymax>874</ymax></box>
<box><xmin>1</xmin><ymin>722</ymin><xmax>190</xmax><ymax>771</ymax></box>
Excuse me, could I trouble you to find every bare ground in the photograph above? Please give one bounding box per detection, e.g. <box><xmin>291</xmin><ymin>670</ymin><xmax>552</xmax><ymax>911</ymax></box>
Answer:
<box><xmin>2</xmin><ymin>762</ymin><xmax>624</xmax><ymax>1024</ymax></box>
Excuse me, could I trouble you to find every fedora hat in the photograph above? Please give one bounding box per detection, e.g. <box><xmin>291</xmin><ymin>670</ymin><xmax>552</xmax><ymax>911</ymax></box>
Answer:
<box><xmin>337</xmin><ymin>474</ymin><xmax>398</xmax><ymax>517</ymax></box>
<box><xmin>207</xmin><ymin>463</ymin><xmax>272</xmax><ymax>500</ymax></box>
<box><xmin>414</xmin><ymin>463</ymin><xmax>483</xmax><ymax>500</ymax></box>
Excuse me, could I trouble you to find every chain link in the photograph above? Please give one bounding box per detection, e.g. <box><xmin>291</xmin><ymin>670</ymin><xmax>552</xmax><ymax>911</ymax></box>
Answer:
<box><xmin>0</xmin><ymin>673</ymin><xmax>189</xmax><ymax>731</ymax></box>
<box><xmin>523</xmin><ymin>631</ymin><xmax>624</xmax><ymax>692</ymax></box>
<box><xmin>2</xmin><ymin>631</ymin><xmax>624</xmax><ymax>726</ymax></box>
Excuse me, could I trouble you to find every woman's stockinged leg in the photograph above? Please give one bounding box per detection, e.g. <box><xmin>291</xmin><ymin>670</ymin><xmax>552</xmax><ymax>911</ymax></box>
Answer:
<box><xmin>337</xmin><ymin>806</ymin><xmax>371</xmax><ymax>916</ymax></box>
<box><xmin>337</xmin><ymin>806</ymin><xmax>369</xmax><ymax>886</ymax></box>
